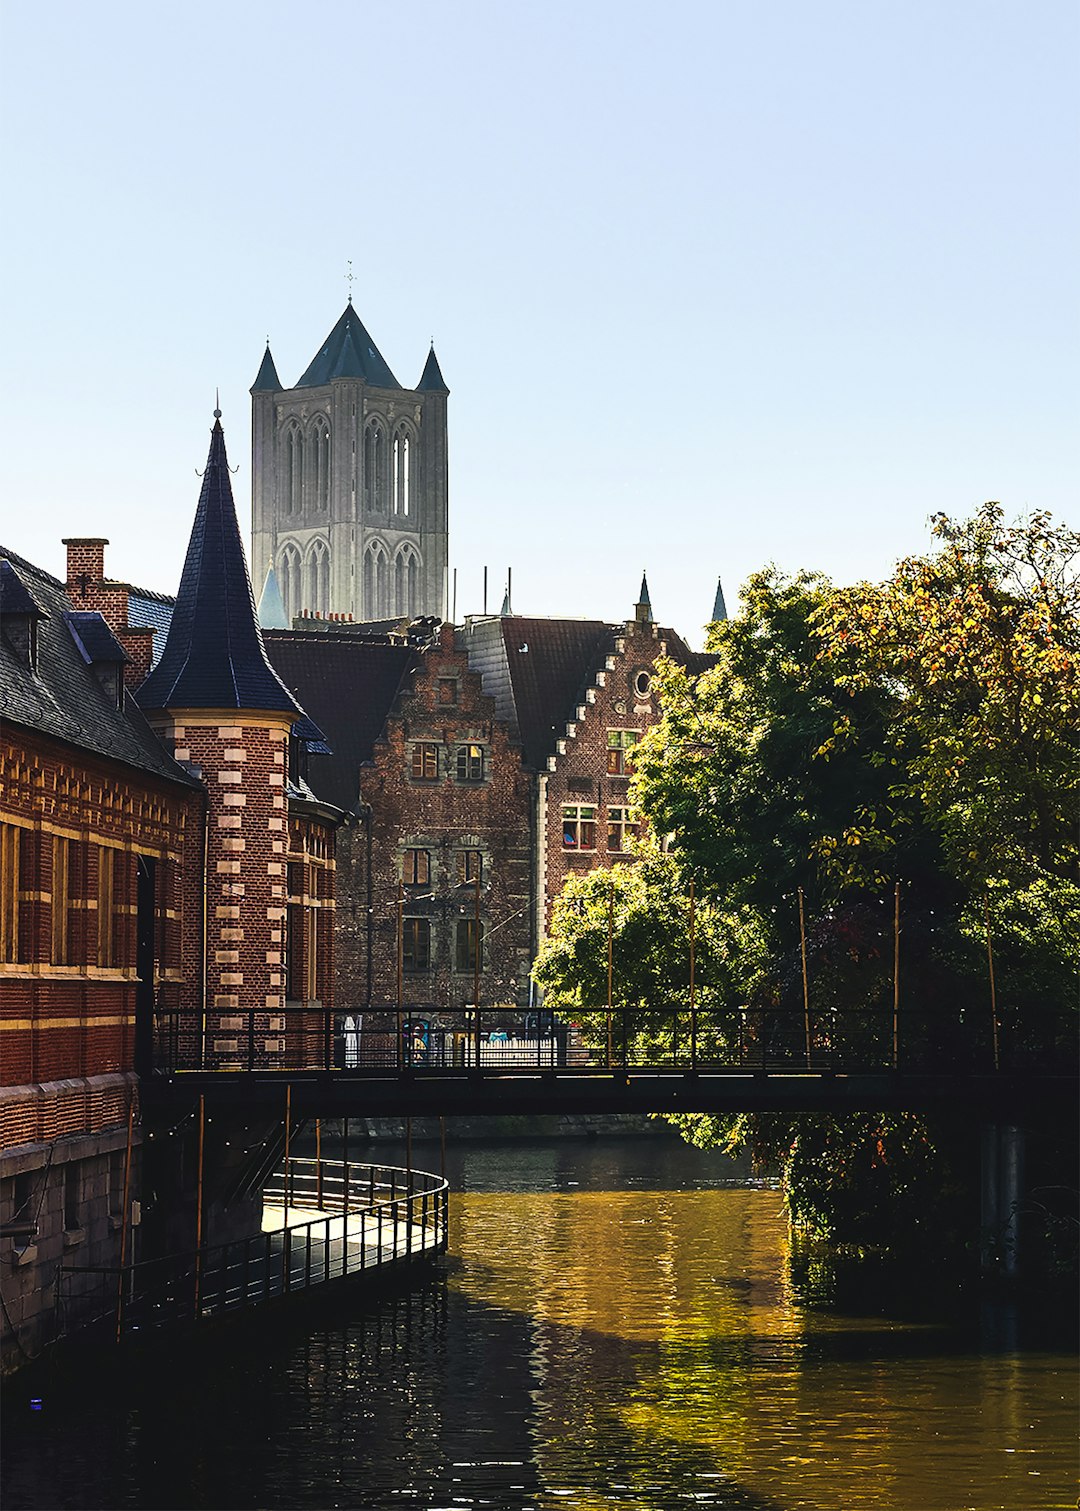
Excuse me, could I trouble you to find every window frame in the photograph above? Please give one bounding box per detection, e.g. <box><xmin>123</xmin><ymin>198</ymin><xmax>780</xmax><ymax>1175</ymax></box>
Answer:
<box><xmin>562</xmin><ymin>804</ymin><xmax>597</xmax><ymax>852</ymax></box>
<box><xmin>402</xmin><ymin>848</ymin><xmax>431</xmax><ymax>887</ymax></box>
<box><xmin>454</xmin><ymin>917</ymin><xmax>483</xmax><ymax>974</ymax></box>
<box><xmin>410</xmin><ymin>743</ymin><xmax>441</xmax><ymax>781</ymax></box>
<box><xmin>455</xmin><ymin>744</ymin><xmax>486</xmax><ymax>783</ymax></box>
<box><xmin>402</xmin><ymin>916</ymin><xmax>432</xmax><ymax>973</ymax></box>
<box><xmin>607</xmin><ymin>729</ymin><xmax>640</xmax><ymax>776</ymax></box>
<box><xmin>456</xmin><ymin>849</ymin><xmax>483</xmax><ymax>886</ymax></box>
<box><xmin>607</xmin><ymin>806</ymin><xmax>633</xmax><ymax>853</ymax></box>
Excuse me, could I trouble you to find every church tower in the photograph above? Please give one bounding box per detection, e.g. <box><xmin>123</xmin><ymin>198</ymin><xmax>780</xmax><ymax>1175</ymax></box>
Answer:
<box><xmin>250</xmin><ymin>304</ymin><xmax>449</xmax><ymax>624</ymax></box>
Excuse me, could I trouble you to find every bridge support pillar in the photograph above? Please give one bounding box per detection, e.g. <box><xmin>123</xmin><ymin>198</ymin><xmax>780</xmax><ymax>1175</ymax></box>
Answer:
<box><xmin>980</xmin><ymin>1122</ymin><xmax>1026</xmax><ymax>1280</ymax></box>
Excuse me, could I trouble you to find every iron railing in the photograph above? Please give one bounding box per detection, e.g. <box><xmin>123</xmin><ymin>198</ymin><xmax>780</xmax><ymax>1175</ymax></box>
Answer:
<box><xmin>57</xmin><ymin>1159</ymin><xmax>448</xmax><ymax>1341</ymax></box>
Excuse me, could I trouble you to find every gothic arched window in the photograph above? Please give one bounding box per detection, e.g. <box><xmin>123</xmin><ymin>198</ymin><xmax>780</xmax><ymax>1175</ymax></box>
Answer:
<box><xmin>363</xmin><ymin>420</ymin><xmax>385</xmax><ymax>511</ymax></box>
<box><xmin>285</xmin><ymin>421</ymin><xmax>304</xmax><ymax>516</ymax></box>
<box><xmin>363</xmin><ymin>540</ymin><xmax>389</xmax><ymax>620</ymax></box>
<box><xmin>393</xmin><ymin>543</ymin><xmax>421</xmax><ymax>618</ymax></box>
<box><xmin>278</xmin><ymin>542</ymin><xmax>302</xmax><ymax>621</ymax></box>
<box><xmin>392</xmin><ymin>425</ymin><xmax>412</xmax><ymax>517</ymax></box>
<box><xmin>310</xmin><ymin>417</ymin><xmax>330</xmax><ymax>512</ymax></box>
<box><xmin>306</xmin><ymin>538</ymin><xmax>330</xmax><ymax>617</ymax></box>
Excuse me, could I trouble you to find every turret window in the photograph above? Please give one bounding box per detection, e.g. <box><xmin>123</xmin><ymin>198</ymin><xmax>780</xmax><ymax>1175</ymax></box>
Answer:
<box><xmin>364</xmin><ymin>421</ymin><xmax>385</xmax><ymax>511</ymax></box>
<box><xmin>311</xmin><ymin>417</ymin><xmax>331</xmax><ymax>512</ymax></box>
<box><xmin>285</xmin><ymin>421</ymin><xmax>304</xmax><ymax>516</ymax></box>
<box><xmin>392</xmin><ymin>426</ymin><xmax>412</xmax><ymax>516</ymax></box>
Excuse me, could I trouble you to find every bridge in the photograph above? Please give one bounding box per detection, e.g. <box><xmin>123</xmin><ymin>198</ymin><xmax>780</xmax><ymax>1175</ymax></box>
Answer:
<box><xmin>153</xmin><ymin>1001</ymin><xmax>1077</xmax><ymax>1120</ymax></box>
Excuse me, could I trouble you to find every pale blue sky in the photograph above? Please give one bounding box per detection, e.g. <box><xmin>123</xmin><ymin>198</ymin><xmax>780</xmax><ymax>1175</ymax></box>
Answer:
<box><xmin>2</xmin><ymin>0</ymin><xmax>1076</xmax><ymax>643</ymax></box>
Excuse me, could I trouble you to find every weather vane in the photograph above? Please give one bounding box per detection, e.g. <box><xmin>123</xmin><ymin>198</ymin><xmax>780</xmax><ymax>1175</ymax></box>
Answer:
<box><xmin>345</xmin><ymin>259</ymin><xmax>355</xmax><ymax>304</ymax></box>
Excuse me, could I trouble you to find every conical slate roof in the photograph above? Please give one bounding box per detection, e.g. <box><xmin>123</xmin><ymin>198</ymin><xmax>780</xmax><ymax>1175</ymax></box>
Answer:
<box><xmin>636</xmin><ymin>572</ymin><xmax>653</xmax><ymax>620</ymax></box>
<box><xmin>296</xmin><ymin>304</ymin><xmax>400</xmax><ymax>389</ymax></box>
<box><xmin>416</xmin><ymin>344</ymin><xmax>449</xmax><ymax>393</ymax></box>
<box><xmin>258</xmin><ymin>565</ymin><xmax>289</xmax><ymax>630</ymax></box>
<box><xmin>138</xmin><ymin>415</ymin><xmax>301</xmax><ymax>716</ymax></box>
<box><xmin>711</xmin><ymin>577</ymin><xmax>728</xmax><ymax>622</ymax></box>
<box><xmin>251</xmin><ymin>343</ymin><xmax>282</xmax><ymax>392</ymax></box>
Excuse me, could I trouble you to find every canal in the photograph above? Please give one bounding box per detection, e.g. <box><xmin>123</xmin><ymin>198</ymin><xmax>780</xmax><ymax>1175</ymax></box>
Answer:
<box><xmin>3</xmin><ymin>1137</ymin><xmax>1076</xmax><ymax>1510</ymax></box>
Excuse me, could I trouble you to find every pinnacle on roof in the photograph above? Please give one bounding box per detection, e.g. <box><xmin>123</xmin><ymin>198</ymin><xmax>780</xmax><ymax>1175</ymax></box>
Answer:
<box><xmin>138</xmin><ymin>413</ymin><xmax>302</xmax><ymax>716</ymax></box>
<box><xmin>711</xmin><ymin>577</ymin><xmax>728</xmax><ymax>622</ymax></box>
<box><xmin>251</xmin><ymin>342</ymin><xmax>282</xmax><ymax>393</ymax></box>
<box><xmin>416</xmin><ymin>344</ymin><xmax>449</xmax><ymax>393</ymax></box>
<box><xmin>636</xmin><ymin>572</ymin><xmax>653</xmax><ymax>621</ymax></box>
<box><xmin>296</xmin><ymin>304</ymin><xmax>400</xmax><ymax>389</ymax></box>
<box><xmin>258</xmin><ymin>565</ymin><xmax>289</xmax><ymax>630</ymax></box>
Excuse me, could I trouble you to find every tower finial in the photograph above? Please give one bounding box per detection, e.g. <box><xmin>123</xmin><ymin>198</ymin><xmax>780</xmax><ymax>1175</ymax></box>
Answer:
<box><xmin>214</xmin><ymin>387</ymin><xmax>221</xmax><ymax>420</ymax></box>
<box><xmin>345</xmin><ymin>259</ymin><xmax>355</xmax><ymax>305</ymax></box>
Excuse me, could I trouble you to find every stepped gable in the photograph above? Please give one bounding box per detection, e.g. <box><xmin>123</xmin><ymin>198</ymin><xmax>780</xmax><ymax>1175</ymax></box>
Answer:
<box><xmin>497</xmin><ymin>617</ymin><xmax>619</xmax><ymax>770</ymax></box>
<box><xmin>0</xmin><ymin>548</ymin><xmax>199</xmax><ymax>788</ymax></box>
<box><xmin>263</xmin><ymin>631</ymin><xmax>414</xmax><ymax>812</ymax></box>
<box><xmin>138</xmin><ymin>415</ymin><xmax>301</xmax><ymax>716</ymax></box>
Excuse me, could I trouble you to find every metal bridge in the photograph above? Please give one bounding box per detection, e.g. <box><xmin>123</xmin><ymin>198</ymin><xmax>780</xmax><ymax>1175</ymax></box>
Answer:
<box><xmin>154</xmin><ymin>1002</ymin><xmax>1077</xmax><ymax>1120</ymax></box>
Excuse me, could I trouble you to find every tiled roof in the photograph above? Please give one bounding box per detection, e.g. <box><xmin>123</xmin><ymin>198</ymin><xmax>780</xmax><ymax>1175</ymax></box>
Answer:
<box><xmin>0</xmin><ymin>549</ymin><xmax>200</xmax><ymax>790</ymax></box>
<box><xmin>264</xmin><ymin>632</ymin><xmax>414</xmax><ymax>811</ymax></box>
<box><xmin>251</xmin><ymin>343</ymin><xmax>282</xmax><ymax>393</ymax></box>
<box><xmin>64</xmin><ymin>611</ymin><xmax>129</xmax><ymax>664</ymax></box>
<box><xmin>497</xmin><ymin>617</ymin><xmax>619</xmax><ymax>769</ymax></box>
<box><xmin>0</xmin><ymin>558</ymin><xmax>45</xmax><ymax>618</ymax></box>
<box><xmin>125</xmin><ymin>592</ymin><xmax>174</xmax><ymax>666</ymax></box>
<box><xmin>138</xmin><ymin>418</ymin><xmax>301</xmax><ymax>717</ymax></box>
<box><xmin>416</xmin><ymin>345</ymin><xmax>449</xmax><ymax>393</ymax></box>
<box><xmin>295</xmin><ymin>305</ymin><xmax>400</xmax><ymax>390</ymax></box>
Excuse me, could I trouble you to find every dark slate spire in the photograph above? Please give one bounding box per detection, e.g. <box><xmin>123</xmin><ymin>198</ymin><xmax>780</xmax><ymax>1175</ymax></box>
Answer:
<box><xmin>250</xmin><ymin>342</ymin><xmax>281</xmax><ymax>393</ymax></box>
<box><xmin>416</xmin><ymin>344</ymin><xmax>449</xmax><ymax>393</ymax></box>
<box><xmin>636</xmin><ymin>572</ymin><xmax>653</xmax><ymax>622</ymax></box>
<box><xmin>296</xmin><ymin>304</ymin><xmax>400</xmax><ymax>389</ymax></box>
<box><xmin>138</xmin><ymin>413</ymin><xmax>301</xmax><ymax>716</ymax></box>
<box><xmin>711</xmin><ymin>577</ymin><xmax>728</xmax><ymax>622</ymax></box>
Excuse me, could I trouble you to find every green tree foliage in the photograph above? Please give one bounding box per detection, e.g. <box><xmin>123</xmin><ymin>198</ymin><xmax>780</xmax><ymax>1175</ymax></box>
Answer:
<box><xmin>536</xmin><ymin>505</ymin><xmax>1079</xmax><ymax>1250</ymax></box>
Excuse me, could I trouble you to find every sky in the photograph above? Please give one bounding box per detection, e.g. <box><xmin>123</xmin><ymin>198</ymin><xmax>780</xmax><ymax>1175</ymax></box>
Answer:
<box><xmin>2</xmin><ymin>0</ymin><xmax>1076</xmax><ymax>645</ymax></box>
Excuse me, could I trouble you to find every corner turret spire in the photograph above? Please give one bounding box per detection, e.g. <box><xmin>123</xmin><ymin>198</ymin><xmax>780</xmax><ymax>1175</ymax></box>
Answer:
<box><xmin>138</xmin><ymin>412</ymin><xmax>301</xmax><ymax>715</ymax></box>
<box><xmin>416</xmin><ymin>343</ymin><xmax>449</xmax><ymax>393</ymax></box>
<box><xmin>635</xmin><ymin>572</ymin><xmax>653</xmax><ymax>622</ymax></box>
<box><xmin>258</xmin><ymin>565</ymin><xmax>289</xmax><ymax>630</ymax></box>
<box><xmin>711</xmin><ymin>577</ymin><xmax>728</xmax><ymax>622</ymax></box>
<box><xmin>250</xmin><ymin>343</ymin><xmax>281</xmax><ymax>393</ymax></box>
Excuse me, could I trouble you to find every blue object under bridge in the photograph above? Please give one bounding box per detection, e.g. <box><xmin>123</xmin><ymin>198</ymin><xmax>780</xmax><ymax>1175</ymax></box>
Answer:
<box><xmin>152</xmin><ymin>1001</ymin><xmax>1077</xmax><ymax>1120</ymax></box>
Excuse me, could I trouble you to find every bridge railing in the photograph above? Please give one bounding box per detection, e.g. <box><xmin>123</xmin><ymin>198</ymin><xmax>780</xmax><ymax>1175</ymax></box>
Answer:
<box><xmin>57</xmin><ymin>1160</ymin><xmax>449</xmax><ymax>1340</ymax></box>
<box><xmin>153</xmin><ymin>1000</ymin><xmax>1074</xmax><ymax>1076</ymax></box>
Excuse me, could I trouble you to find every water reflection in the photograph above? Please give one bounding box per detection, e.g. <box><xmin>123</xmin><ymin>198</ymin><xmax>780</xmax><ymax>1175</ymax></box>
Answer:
<box><xmin>2</xmin><ymin>1138</ymin><xmax>1076</xmax><ymax>1511</ymax></box>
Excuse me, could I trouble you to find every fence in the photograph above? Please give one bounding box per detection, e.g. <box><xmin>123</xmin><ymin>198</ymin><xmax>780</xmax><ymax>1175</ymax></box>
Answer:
<box><xmin>57</xmin><ymin>1159</ymin><xmax>448</xmax><ymax>1341</ymax></box>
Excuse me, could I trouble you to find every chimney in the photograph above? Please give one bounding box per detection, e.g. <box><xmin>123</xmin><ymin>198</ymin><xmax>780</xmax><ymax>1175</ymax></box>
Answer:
<box><xmin>63</xmin><ymin>538</ymin><xmax>109</xmax><ymax>599</ymax></box>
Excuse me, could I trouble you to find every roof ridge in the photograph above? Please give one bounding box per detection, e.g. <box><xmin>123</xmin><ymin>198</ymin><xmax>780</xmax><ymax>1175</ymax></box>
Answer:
<box><xmin>0</xmin><ymin>546</ymin><xmax>65</xmax><ymax>590</ymax></box>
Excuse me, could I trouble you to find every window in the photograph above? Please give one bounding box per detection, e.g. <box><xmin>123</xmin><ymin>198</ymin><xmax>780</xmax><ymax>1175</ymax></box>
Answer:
<box><xmin>393</xmin><ymin>544</ymin><xmax>420</xmax><ymax>617</ymax></box>
<box><xmin>457</xmin><ymin>849</ymin><xmax>482</xmax><ymax>886</ymax></box>
<box><xmin>455</xmin><ymin>918</ymin><xmax>483</xmax><ymax>973</ymax></box>
<box><xmin>311</xmin><ymin>417</ymin><xmax>331</xmax><ymax>511</ymax></box>
<box><xmin>285</xmin><ymin>422</ymin><xmax>304</xmax><ymax>515</ymax></box>
<box><xmin>364</xmin><ymin>421</ymin><xmax>384</xmax><ymax>510</ymax></box>
<box><xmin>1</xmin><ymin>823</ymin><xmax>19</xmax><ymax>963</ymax></box>
<box><xmin>411</xmin><ymin>743</ymin><xmax>440</xmax><ymax>781</ymax></box>
<box><xmin>363</xmin><ymin>540</ymin><xmax>389</xmax><ymax>619</ymax></box>
<box><xmin>562</xmin><ymin>805</ymin><xmax>596</xmax><ymax>851</ymax></box>
<box><xmin>634</xmin><ymin>670</ymin><xmax>652</xmax><ymax>697</ymax></box>
<box><xmin>402</xmin><ymin>849</ymin><xmax>430</xmax><ymax>886</ymax></box>
<box><xmin>437</xmin><ymin>677</ymin><xmax>458</xmax><ymax>706</ymax></box>
<box><xmin>51</xmin><ymin>836</ymin><xmax>70</xmax><ymax>964</ymax></box>
<box><xmin>402</xmin><ymin>917</ymin><xmax>431</xmax><ymax>972</ymax></box>
<box><xmin>607</xmin><ymin>729</ymin><xmax>640</xmax><ymax>776</ymax></box>
<box><xmin>97</xmin><ymin>845</ymin><xmax>115</xmax><ymax>967</ymax></box>
<box><xmin>392</xmin><ymin>426</ymin><xmax>412</xmax><ymax>516</ymax></box>
<box><xmin>607</xmin><ymin>807</ymin><xmax>634</xmax><ymax>853</ymax></box>
<box><xmin>456</xmin><ymin>744</ymin><xmax>485</xmax><ymax>783</ymax></box>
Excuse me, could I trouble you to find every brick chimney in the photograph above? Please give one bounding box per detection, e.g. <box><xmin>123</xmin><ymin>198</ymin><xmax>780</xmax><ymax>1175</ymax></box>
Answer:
<box><xmin>62</xmin><ymin>538</ymin><xmax>129</xmax><ymax>633</ymax></box>
<box><xmin>115</xmin><ymin>626</ymin><xmax>156</xmax><ymax>690</ymax></box>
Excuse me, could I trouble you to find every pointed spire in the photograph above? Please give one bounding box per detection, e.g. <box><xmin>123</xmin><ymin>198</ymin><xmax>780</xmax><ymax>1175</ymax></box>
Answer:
<box><xmin>251</xmin><ymin>342</ymin><xmax>281</xmax><ymax>393</ymax></box>
<box><xmin>296</xmin><ymin>305</ymin><xmax>399</xmax><ymax>389</ymax></box>
<box><xmin>711</xmin><ymin>577</ymin><xmax>728</xmax><ymax>622</ymax></box>
<box><xmin>500</xmin><ymin>587</ymin><xmax>512</xmax><ymax>616</ymax></box>
<box><xmin>416</xmin><ymin>344</ymin><xmax>449</xmax><ymax>393</ymax></box>
<box><xmin>138</xmin><ymin>413</ymin><xmax>301</xmax><ymax>716</ymax></box>
<box><xmin>258</xmin><ymin>565</ymin><xmax>289</xmax><ymax>630</ymax></box>
<box><xmin>636</xmin><ymin>572</ymin><xmax>653</xmax><ymax>622</ymax></box>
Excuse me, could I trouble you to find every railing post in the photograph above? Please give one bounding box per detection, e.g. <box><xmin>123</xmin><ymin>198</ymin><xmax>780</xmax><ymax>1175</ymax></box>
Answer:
<box><xmin>798</xmin><ymin>887</ymin><xmax>812</xmax><ymax>1069</ymax></box>
<box><xmin>194</xmin><ymin>1093</ymin><xmax>206</xmax><ymax>1319</ymax></box>
<box><xmin>893</xmin><ymin>881</ymin><xmax>901</xmax><ymax>1070</ymax></box>
<box><xmin>689</xmin><ymin>878</ymin><xmax>697</xmax><ymax>1070</ymax></box>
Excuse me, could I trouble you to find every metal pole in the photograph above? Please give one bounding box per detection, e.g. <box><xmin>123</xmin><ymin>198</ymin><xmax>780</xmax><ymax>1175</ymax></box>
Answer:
<box><xmin>115</xmin><ymin>1090</ymin><xmax>135</xmax><ymax>1343</ymax></box>
<box><xmin>689</xmin><ymin>878</ymin><xmax>697</xmax><ymax>1070</ymax></box>
<box><xmin>406</xmin><ymin>1116</ymin><xmax>412</xmax><ymax>1183</ymax></box>
<box><xmin>892</xmin><ymin>882</ymin><xmax>901</xmax><ymax>1069</ymax></box>
<box><xmin>985</xmin><ymin>896</ymin><xmax>1000</xmax><ymax>1072</ymax></box>
<box><xmin>194</xmin><ymin>1093</ymin><xmax>206</xmax><ymax>1317</ymax></box>
<box><xmin>798</xmin><ymin>888</ymin><xmax>811</xmax><ymax>1068</ymax></box>
<box><xmin>396</xmin><ymin>895</ymin><xmax>404</xmax><ymax>1070</ymax></box>
<box><xmin>283</xmin><ymin>1084</ymin><xmax>292</xmax><ymax>1229</ymax></box>
<box><xmin>440</xmin><ymin>1116</ymin><xmax>446</xmax><ymax>1180</ymax></box>
<box><xmin>606</xmin><ymin>882</ymin><xmax>614</xmax><ymax>1069</ymax></box>
<box><xmin>342</xmin><ymin>1117</ymin><xmax>350</xmax><ymax>1221</ymax></box>
<box><xmin>315</xmin><ymin>1118</ymin><xmax>322</xmax><ymax>1209</ymax></box>
<box><xmin>473</xmin><ymin>872</ymin><xmax>481</xmax><ymax>1068</ymax></box>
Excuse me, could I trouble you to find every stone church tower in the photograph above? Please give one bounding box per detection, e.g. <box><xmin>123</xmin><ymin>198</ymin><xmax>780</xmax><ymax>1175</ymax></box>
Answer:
<box><xmin>250</xmin><ymin>303</ymin><xmax>449</xmax><ymax>624</ymax></box>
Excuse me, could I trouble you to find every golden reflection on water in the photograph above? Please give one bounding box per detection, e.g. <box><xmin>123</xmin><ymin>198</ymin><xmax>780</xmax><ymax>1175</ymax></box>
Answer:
<box><xmin>449</xmin><ymin>1188</ymin><xmax>1078</xmax><ymax>1511</ymax></box>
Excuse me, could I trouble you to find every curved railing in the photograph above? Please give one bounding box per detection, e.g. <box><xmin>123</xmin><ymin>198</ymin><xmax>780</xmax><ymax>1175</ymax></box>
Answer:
<box><xmin>58</xmin><ymin>1160</ymin><xmax>448</xmax><ymax>1339</ymax></box>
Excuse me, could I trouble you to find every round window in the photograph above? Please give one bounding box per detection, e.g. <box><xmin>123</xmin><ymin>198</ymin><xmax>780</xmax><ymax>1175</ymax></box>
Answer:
<box><xmin>634</xmin><ymin>670</ymin><xmax>652</xmax><ymax>697</ymax></box>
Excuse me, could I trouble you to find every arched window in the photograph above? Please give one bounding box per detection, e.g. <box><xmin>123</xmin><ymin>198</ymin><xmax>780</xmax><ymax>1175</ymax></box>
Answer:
<box><xmin>393</xmin><ymin>543</ymin><xmax>421</xmax><ymax>618</ymax></box>
<box><xmin>362</xmin><ymin>541</ymin><xmax>389</xmax><ymax>619</ymax></box>
<box><xmin>278</xmin><ymin>543</ymin><xmax>302</xmax><ymax>621</ymax></box>
<box><xmin>363</xmin><ymin>420</ymin><xmax>385</xmax><ymax>511</ymax></box>
<box><xmin>392</xmin><ymin>425</ymin><xmax>412</xmax><ymax>516</ymax></box>
<box><xmin>285</xmin><ymin>421</ymin><xmax>304</xmax><ymax>516</ymax></box>
<box><xmin>310</xmin><ymin>417</ymin><xmax>330</xmax><ymax>512</ymax></box>
<box><xmin>306</xmin><ymin>538</ymin><xmax>330</xmax><ymax>617</ymax></box>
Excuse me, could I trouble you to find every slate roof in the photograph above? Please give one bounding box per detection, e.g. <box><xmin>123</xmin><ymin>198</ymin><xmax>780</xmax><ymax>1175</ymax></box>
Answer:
<box><xmin>138</xmin><ymin>417</ymin><xmax>302</xmax><ymax>717</ymax></box>
<box><xmin>126</xmin><ymin>591</ymin><xmax>174</xmax><ymax>666</ymax></box>
<box><xmin>296</xmin><ymin>305</ymin><xmax>400</xmax><ymax>390</ymax></box>
<box><xmin>0</xmin><ymin>549</ymin><xmax>200</xmax><ymax>790</ymax></box>
<box><xmin>711</xmin><ymin>578</ymin><xmax>728</xmax><ymax>622</ymax></box>
<box><xmin>263</xmin><ymin>632</ymin><xmax>414</xmax><ymax>812</ymax></box>
<box><xmin>64</xmin><ymin>611</ymin><xmax>129</xmax><ymax>664</ymax></box>
<box><xmin>0</xmin><ymin>559</ymin><xmax>44</xmax><ymax>618</ymax></box>
<box><xmin>496</xmin><ymin>617</ymin><xmax>619</xmax><ymax>769</ymax></box>
<box><xmin>416</xmin><ymin>345</ymin><xmax>449</xmax><ymax>393</ymax></box>
<box><xmin>251</xmin><ymin>343</ymin><xmax>282</xmax><ymax>392</ymax></box>
<box><xmin>257</xmin><ymin>566</ymin><xmax>289</xmax><ymax>630</ymax></box>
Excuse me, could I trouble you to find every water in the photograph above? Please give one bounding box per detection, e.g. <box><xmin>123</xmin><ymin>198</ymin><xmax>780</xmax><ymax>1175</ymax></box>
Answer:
<box><xmin>3</xmin><ymin>1138</ymin><xmax>1076</xmax><ymax>1510</ymax></box>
